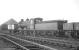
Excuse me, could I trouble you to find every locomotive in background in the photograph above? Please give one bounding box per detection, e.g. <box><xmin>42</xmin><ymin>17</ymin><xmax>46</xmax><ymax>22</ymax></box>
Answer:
<box><xmin>0</xmin><ymin>18</ymin><xmax>79</xmax><ymax>39</ymax></box>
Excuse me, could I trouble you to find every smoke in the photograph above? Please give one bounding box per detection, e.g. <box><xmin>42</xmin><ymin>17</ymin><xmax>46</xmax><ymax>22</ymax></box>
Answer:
<box><xmin>74</xmin><ymin>0</ymin><xmax>79</xmax><ymax>8</ymax></box>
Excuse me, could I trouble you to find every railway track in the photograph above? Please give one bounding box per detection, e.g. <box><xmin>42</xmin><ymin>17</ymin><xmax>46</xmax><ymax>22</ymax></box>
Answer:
<box><xmin>0</xmin><ymin>37</ymin><xmax>16</xmax><ymax>49</ymax></box>
<box><xmin>0</xmin><ymin>33</ymin><xmax>57</xmax><ymax>50</ymax></box>
<box><xmin>0</xmin><ymin>36</ymin><xmax>30</xmax><ymax>50</ymax></box>
<box><xmin>10</xmin><ymin>34</ymin><xmax>79</xmax><ymax>50</ymax></box>
<box><xmin>1</xmin><ymin>33</ymin><xmax>79</xmax><ymax>50</ymax></box>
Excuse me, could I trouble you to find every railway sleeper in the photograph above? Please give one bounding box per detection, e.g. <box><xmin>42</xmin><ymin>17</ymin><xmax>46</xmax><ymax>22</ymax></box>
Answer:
<box><xmin>9</xmin><ymin>38</ymin><xmax>42</xmax><ymax>50</ymax></box>
<box><xmin>2</xmin><ymin>36</ymin><xmax>57</xmax><ymax>48</ymax></box>
<box><xmin>24</xmin><ymin>46</ymin><xmax>42</xmax><ymax>50</ymax></box>
<box><xmin>3</xmin><ymin>34</ymin><xmax>79</xmax><ymax>50</ymax></box>
<box><xmin>15</xmin><ymin>35</ymin><xmax>79</xmax><ymax>50</ymax></box>
<box><xmin>3</xmin><ymin>36</ymin><xmax>43</xmax><ymax>50</ymax></box>
<box><xmin>16</xmin><ymin>36</ymin><xmax>78</xmax><ymax>49</ymax></box>
<box><xmin>46</xmin><ymin>41</ymin><xmax>74</xmax><ymax>49</ymax></box>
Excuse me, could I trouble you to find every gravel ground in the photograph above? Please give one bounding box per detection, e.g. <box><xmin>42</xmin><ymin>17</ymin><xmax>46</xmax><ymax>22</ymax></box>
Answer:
<box><xmin>0</xmin><ymin>37</ymin><xmax>16</xmax><ymax>50</ymax></box>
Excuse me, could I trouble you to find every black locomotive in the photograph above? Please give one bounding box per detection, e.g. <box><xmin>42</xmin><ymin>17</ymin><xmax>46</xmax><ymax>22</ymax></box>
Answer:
<box><xmin>0</xmin><ymin>18</ymin><xmax>79</xmax><ymax>39</ymax></box>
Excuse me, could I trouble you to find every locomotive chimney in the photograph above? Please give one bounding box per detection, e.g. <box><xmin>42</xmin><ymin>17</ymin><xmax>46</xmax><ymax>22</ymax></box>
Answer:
<box><xmin>21</xmin><ymin>19</ymin><xmax>24</xmax><ymax>22</ymax></box>
<box><xmin>26</xmin><ymin>18</ymin><xmax>29</xmax><ymax>21</ymax></box>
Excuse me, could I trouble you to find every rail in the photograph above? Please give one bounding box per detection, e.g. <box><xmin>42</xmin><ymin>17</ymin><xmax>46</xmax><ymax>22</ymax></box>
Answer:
<box><xmin>0</xmin><ymin>33</ymin><xmax>57</xmax><ymax>50</ymax></box>
<box><xmin>10</xmin><ymin>34</ymin><xmax>78</xmax><ymax>50</ymax></box>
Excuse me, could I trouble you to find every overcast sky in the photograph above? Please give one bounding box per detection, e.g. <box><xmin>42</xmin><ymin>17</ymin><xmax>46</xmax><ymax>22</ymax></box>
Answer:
<box><xmin>0</xmin><ymin>0</ymin><xmax>79</xmax><ymax>25</ymax></box>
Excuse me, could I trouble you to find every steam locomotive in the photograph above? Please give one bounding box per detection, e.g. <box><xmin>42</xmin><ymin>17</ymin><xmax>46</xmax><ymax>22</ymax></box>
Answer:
<box><xmin>1</xmin><ymin>18</ymin><xmax>79</xmax><ymax>39</ymax></box>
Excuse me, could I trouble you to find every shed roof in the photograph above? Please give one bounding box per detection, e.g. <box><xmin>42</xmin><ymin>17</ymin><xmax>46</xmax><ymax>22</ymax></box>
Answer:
<box><xmin>3</xmin><ymin>19</ymin><xmax>18</xmax><ymax>25</ymax></box>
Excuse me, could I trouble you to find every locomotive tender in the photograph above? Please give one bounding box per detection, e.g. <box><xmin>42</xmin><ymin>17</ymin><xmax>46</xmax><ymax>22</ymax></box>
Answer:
<box><xmin>1</xmin><ymin>18</ymin><xmax>79</xmax><ymax>39</ymax></box>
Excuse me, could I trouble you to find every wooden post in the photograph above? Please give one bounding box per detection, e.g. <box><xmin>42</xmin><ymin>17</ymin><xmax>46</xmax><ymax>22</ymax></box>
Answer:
<box><xmin>33</xmin><ymin>30</ymin><xmax>35</xmax><ymax>37</ymax></box>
